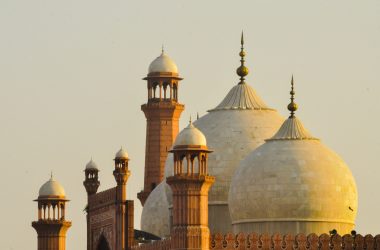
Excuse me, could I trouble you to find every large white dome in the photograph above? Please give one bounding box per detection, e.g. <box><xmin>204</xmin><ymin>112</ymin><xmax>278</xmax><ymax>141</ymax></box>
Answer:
<box><xmin>228</xmin><ymin>117</ymin><xmax>358</xmax><ymax>235</ymax></box>
<box><xmin>141</xmin><ymin>81</ymin><xmax>284</xmax><ymax>236</ymax></box>
<box><xmin>148</xmin><ymin>51</ymin><xmax>178</xmax><ymax>74</ymax></box>
<box><xmin>140</xmin><ymin>182</ymin><xmax>172</xmax><ymax>238</ymax></box>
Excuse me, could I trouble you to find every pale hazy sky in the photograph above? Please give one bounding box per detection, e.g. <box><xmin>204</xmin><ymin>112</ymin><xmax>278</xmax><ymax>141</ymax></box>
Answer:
<box><xmin>0</xmin><ymin>1</ymin><xmax>379</xmax><ymax>249</ymax></box>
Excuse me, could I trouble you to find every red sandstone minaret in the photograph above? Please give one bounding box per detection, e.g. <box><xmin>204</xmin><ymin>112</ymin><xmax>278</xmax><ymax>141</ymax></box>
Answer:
<box><xmin>166</xmin><ymin>120</ymin><xmax>215</xmax><ymax>250</ymax></box>
<box><xmin>83</xmin><ymin>159</ymin><xmax>100</xmax><ymax>250</ymax></box>
<box><xmin>32</xmin><ymin>175</ymin><xmax>71</xmax><ymax>250</ymax></box>
<box><xmin>137</xmin><ymin>50</ymin><xmax>184</xmax><ymax>206</ymax></box>
<box><xmin>113</xmin><ymin>148</ymin><xmax>131</xmax><ymax>250</ymax></box>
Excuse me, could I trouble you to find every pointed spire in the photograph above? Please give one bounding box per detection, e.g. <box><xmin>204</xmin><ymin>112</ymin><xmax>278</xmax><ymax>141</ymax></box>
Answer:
<box><xmin>287</xmin><ymin>75</ymin><xmax>298</xmax><ymax>118</ymax></box>
<box><xmin>197</xmin><ymin>112</ymin><xmax>199</xmax><ymax>120</ymax></box>
<box><xmin>161</xmin><ymin>44</ymin><xmax>164</xmax><ymax>54</ymax></box>
<box><xmin>189</xmin><ymin>115</ymin><xmax>192</xmax><ymax>124</ymax></box>
<box><xmin>50</xmin><ymin>171</ymin><xmax>53</xmax><ymax>180</ymax></box>
<box><xmin>236</xmin><ymin>31</ymin><xmax>249</xmax><ymax>84</ymax></box>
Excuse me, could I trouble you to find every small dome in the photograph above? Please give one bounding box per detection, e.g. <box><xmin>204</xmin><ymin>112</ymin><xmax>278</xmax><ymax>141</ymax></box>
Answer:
<box><xmin>85</xmin><ymin>159</ymin><xmax>98</xmax><ymax>170</ymax></box>
<box><xmin>173</xmin><ymin>122</ymin><xmax>207</xmax><ymax>147</ymax></box>
<box><xmin>148</xmin><ymin>51</ymin><xmax>178</xmax><ymax>74</ymax></box>
<box><xmin>228</xmin><ymin>117</ymin><xmax>358</xmax><ymax>235</ymax></box>
<box><xmin>38</xmin><ymin>176</ymin><xmax>66</xmax><ymax>198</ymax></box>
<box><xmin>115</xmin><ymin>147</ymin><xmax>129</xmax><ymax>159</ymax></box>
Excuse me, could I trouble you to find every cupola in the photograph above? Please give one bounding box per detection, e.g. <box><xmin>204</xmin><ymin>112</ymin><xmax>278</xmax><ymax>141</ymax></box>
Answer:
<box><xmin>38</xmin><ymin>174</ymin><xmax>66</xmax><ymax>199</ymax></box>
<box><xmin>173</xmin><ymin>119</ymin><xmax>207</xmax><ymax>148</ymax></box>
<box><xmin>148</xmin><ymin>49</ymin><xmax>178</xmax><ymax>75</ymax></box>
<box><xmin>115</xmin><ymin>147</ymin><xmax>129</xmax><ymax>160</ymax></box>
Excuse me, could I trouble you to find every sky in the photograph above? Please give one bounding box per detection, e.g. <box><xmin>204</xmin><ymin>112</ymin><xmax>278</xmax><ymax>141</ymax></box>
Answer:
<box><xmin>0</xmin><ymin>0</ymin><xmax>379</xmax><ymax>249</ymax></box>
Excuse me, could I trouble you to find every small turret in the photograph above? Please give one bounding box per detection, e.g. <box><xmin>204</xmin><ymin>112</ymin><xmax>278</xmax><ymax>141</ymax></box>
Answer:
<box><xmin>32</xmin><ymin>175</ymin><xmax>71</xmax><ymax>250</ymax></box>
<box><xmin>167</xmin><ymin>120</ymin><xmax>215</xmax><ymax>250</ymax></box>
<box><xmin>113</xmin><ymin>147</ymin><xmax>130</xmax><ymax>186</ymax></box>
<box><xmin>83</xmin><ymin>159</ymin><xmax>100</xmax><ymax>196</ymax></box>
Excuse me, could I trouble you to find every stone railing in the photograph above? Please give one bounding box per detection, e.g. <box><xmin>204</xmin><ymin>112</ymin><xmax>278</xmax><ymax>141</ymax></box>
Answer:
<box><xmin>132</xmin><ymin>238</ymin><xmax>171</xmax><ymax>250</ymax></box>
<box><xmin>210</xmin><ymin>232</ymin><xmax>380</xmax><ymax>249</ymax></box>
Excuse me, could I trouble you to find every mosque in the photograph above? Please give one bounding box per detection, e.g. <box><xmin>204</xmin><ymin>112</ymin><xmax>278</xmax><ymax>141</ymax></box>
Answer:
<box><xmin>31</xmin><ymin>34</ymin><xmax>379</xmax><ymax>250</ymax></box>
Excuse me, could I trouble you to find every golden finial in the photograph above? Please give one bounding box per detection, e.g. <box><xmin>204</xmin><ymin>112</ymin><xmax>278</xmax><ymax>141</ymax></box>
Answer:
<box><xmin>236</xmin><ymin>31</ymin><xmax>249</xmax><ymax>84</ymax></box>
<box><xmin>287</xmin><ymin>75</ymin><xmax>298</xmax><ymax>118</ymax></box>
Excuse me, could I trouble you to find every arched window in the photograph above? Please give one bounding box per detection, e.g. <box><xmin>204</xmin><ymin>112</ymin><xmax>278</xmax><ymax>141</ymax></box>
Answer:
<box><xmin>97</xmin><ymin>235</ymin><xmax>111</xmax><ymax>250</ymax></box>
<box><xmin>192</xmin><ymin>155</ymin><xmax>199</xmax><ymax>174</ymax></box>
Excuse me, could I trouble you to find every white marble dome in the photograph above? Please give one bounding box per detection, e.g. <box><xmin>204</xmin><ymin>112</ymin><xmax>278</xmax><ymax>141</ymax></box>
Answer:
<box><xmin>141</xmin><ymin>81</ymin><xmax>284</xmax><ymax>236</ymax></box>
<box><xmin>38</xmin><ymin>176</ymin><xmax>66</xmax><ymax>198</ymax></box>
<box><xmin>173</xmin><ymin>122</ymin><xmax>206</xmax><ymax>147</ymax></box>
<box><xmin>140</xmin><ymin>182</ymin><xmax>172</xmax><ymax>237</ymax></box>
<box><xmin>85</xmin><ymin>159</ymin><xmax>98</xmax><ymax>170</ymax></box>
<box><xmin>228</xmin><ymin>116</ymin><xmax>358</xmax><ymax>235</ymax></box>
<box><xmin>115</xmin><ymin>147</ymin><xmax>129</xmax><ymax>159</ymax></box>
<box><xmin>148</xmin><ymin>51</ymin><xmax>178</xmax><ymax>74</ymax></box>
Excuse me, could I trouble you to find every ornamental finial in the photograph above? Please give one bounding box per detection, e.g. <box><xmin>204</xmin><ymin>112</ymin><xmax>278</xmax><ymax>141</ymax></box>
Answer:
<box><xmin>287</xmin><ymin>75</ymin><xmax>298</xmax><ymax>118</ymax></box>
<box><xmin>236</xmin><ymin>31</ymin><xmax>249</xmax><ymax>84</ymax></box>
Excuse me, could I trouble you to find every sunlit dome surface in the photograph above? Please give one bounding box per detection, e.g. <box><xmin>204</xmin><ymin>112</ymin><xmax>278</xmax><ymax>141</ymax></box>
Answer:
<box><xmin>38</xmin><ymin>176</ymin><xmax>66</xmax><ymax>198</ymax></box>
<box><xmin>229</xmin><ymin>116</ymin><xmax>358</xmax><ymax>235</ymax></box>
<box><xmin>173</xmin><ymin>122</ymin><xmax>207</xmax><ymax>147</ymax></box>
<box><xmin>148</xmin><ymin>51</ymin><xmax>178</xmax><ymax>74</ymax></box>
<box><xmin>115</xmin><ymin>147</ymin><xmax>129</xmax><ymax>159</ymax></box>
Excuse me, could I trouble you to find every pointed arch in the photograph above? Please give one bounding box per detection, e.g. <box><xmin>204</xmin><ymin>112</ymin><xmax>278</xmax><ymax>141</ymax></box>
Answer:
<box><xmin>97</xmin><ymin>234</ymin><xmax>111</xmax><ymax>250</ymax></box>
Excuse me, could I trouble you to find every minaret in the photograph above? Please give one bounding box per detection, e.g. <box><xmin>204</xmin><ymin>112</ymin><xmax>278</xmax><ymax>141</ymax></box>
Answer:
<box><xmin>83</xmin><ymin>159</ymin><xmax>100</xmax><ymax>250</ymax></box>
<box><xmin>113</xmin><ymin>147</ymin><xmax>131</xmax><ymax>250</ymax></box>
<box><xmin>138</xmin><ymin>49</ymin><xmax>185</xmax><ymax>206</ymax></box>
<box><xmin>32</xmin><ymin>175</ymin><xmax>71</xmax><ymax>250</ymax></box>
<box><xmin>166</xmin><ymin>120</ymin><xmax>215</xmax><ymax>250</ymax></box>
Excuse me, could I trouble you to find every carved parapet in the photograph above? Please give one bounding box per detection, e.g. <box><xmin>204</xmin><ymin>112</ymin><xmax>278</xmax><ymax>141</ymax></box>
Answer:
<box><xmin>131</xmin><ymin>238</ymin><xmax>171</xmax><ymax>250</ymax></box>
<box><xmin>209</xmin><ymin>233</ymin><xmax>380</xmax><ymax>250</ymax></box>
<box><xmin>88</xmin><ymin>187</ymin><xmax>117</xmax><ymax>211</ymax></box>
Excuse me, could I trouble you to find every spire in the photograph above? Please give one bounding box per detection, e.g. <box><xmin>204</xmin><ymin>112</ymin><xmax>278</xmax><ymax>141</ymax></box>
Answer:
<box><xmin>197</xmin><ymin>112</ymin><xmax>199</xmax><ymax>120</ymax></box>
<box><xmin>236</xmin><ymin>31</ymin><xmax>249</xmax><ymax>84</ymax></box>
<box><xmin>287</xmin><ymin>75</ymin><xmax>298</xmax><ymax>118</ymax></box>
<box><xmin>161</xmin><ymin>44</ymin><xmax>164</xmax><ymax>54</ymax></box>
